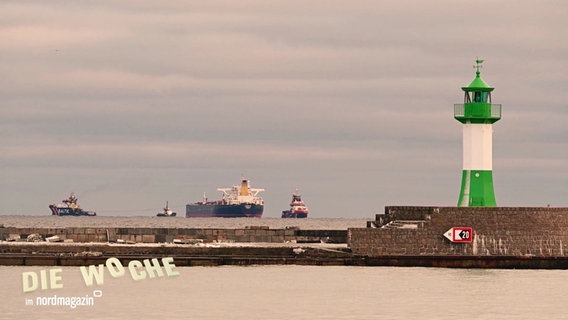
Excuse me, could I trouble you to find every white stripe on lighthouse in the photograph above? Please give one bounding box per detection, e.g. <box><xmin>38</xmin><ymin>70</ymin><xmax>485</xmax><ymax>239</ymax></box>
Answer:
<box><xmin>462</xmin><ymin>123</ymin><xmax>493</xmax><ymax>170</ymax></box>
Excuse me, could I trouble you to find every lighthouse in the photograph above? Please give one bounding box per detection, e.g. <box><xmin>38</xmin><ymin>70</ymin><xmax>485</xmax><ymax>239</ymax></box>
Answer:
<box><xmin>454</xmin><ymin>59</ymin><xmax>501</xmax><ymax>207</ymax></box>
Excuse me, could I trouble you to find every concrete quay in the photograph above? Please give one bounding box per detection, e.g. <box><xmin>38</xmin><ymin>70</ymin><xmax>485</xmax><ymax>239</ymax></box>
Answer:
<box><xmin>0</xmin><ymin>242</ymin><xmax>356</xmax><ymax>267</ymax></box>
<box><xmin>1</xmin><ymin>241</ymin><xmax>567</xmax><ymax>268</ymax></box>
<box><xmin>0</xmin><ymin>225</ymin><xmax>355</xmax><ymax>267</ymax></box>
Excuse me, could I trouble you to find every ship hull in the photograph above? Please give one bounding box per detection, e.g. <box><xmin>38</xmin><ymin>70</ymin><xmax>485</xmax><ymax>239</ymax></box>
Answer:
<box><xmin>281</xmin><ymin>210</ymin><xmax>308</xmax><ymax>218</ymax></box>
<box><xmin>186</xmin><ymin>203</ymin><xmax>263</xmax><ymax>218</ymax></box>
<box><xmin>157</xmin><ymin>213</ymin><xmax>177</xmax><ymax>217</ymax></box>
<box><xmin>49</xmin><ymin>205</ymin><xmax>96</xmax><ymax>216</ymax></box>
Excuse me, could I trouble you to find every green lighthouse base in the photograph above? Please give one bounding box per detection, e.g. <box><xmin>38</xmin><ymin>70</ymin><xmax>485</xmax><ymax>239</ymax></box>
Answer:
<box><xmin>457</xmin><ymin>170</ymin><xmax>497</xmax><ymax>207</ymax></box>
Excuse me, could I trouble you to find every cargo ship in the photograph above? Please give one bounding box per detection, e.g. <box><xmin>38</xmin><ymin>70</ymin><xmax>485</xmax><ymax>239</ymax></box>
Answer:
<box><xmin>49</xmin><ymin>192</ymin><xmax>96</xmax><ymax>216</ymax></box>
<box><xmin>186</xmin><ymin>178</ymin><xmax>265</xmax><ymax>218</ymax></box>
<box><xmin>156</xmin><ymin>201</ymin><xmax>177</xmax><ymax>217</ymax></box>
<box><xmin>281</xmin><ymin>189</ymin><xmax>309</xmax><ymax>218</ymax></box>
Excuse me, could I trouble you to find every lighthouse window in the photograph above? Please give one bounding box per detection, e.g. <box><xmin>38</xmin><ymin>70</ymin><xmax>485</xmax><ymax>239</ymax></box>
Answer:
<box><xmin>473</xmin><ymin>92</ymin><xmax>481</xmax><ymax>102</ymax></box>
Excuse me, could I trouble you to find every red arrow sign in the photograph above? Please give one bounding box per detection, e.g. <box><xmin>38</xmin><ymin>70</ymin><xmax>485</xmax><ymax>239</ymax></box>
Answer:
<box><xmin>443</xmin><ymin>227</ymin><xmax>473</xmax><ymax>242</ymax></box>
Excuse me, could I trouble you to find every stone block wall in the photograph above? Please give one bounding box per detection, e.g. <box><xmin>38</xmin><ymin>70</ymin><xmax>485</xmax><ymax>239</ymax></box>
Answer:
<box><xmin>349</xmin><ymin>206</ymin><xmax>568</xmax><ymax>257</ymax></box>
<box><xmin>0</xmin><ymin>226</ymin><xmax>347</xmax><ymax>244</ymax></box>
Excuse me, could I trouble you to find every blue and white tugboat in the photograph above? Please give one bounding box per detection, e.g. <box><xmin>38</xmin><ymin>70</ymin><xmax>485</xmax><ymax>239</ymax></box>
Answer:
<box><xmin>49</xmin><ymin>192</ymin><xmax>96</xmax><ymax>216</ymax></box>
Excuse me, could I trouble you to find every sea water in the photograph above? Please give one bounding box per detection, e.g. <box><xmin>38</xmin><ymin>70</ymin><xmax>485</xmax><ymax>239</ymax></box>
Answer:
<box><xmin>0</xmin><ymin>216</ymin><xmax>368</xmax><ymax>229</ymax></box>
<box><xmin>1</xmin><ymin>266</ymin><xmax>567</xmax><ymax>319</ymax></box>
<box><xmin>1</xmin><ymin>216</ymin><xmax>567</xmax><ymax>319</ymax></box>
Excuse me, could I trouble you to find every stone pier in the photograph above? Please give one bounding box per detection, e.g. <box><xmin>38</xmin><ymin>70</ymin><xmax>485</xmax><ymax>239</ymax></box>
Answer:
<box><xmin>349</xmin><ymin>206</ymin><xmax>568</xmax><ymax>266</ymax></box>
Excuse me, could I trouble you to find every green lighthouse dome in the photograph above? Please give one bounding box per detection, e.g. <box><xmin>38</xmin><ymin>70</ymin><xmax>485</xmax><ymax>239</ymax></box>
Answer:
<box><xmin>462</xmin><ymin>70</ymin><xmax>494</xmax><ymax>92</ymax></box>
<box><xmin>462</xmin><ymin>59</ymin><xmax>494</xmax><ymax>93</ymax></box>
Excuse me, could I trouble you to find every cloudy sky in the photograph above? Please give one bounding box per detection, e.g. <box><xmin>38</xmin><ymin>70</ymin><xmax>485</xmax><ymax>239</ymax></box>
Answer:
<box><xmin>1</xmin><ymin>1</ymin><xmax>566</xmax><ymax>217</ymax></box>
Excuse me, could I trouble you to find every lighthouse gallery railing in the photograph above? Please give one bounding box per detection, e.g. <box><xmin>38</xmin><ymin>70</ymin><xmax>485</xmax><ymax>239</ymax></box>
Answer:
<box><xmin>454</xmin><ymin>104</ymin><xmax>502</xmax><ymax>119</ymax></box>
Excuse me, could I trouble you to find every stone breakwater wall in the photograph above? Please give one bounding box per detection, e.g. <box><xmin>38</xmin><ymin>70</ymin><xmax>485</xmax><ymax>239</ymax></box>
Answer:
<box><xmin>0</xmin><ymin>243</ymin><xmax>355</xmax><ymax>267</ymax></box>
<box><xmin>0</xmin><ymin>226</ymin><xmax>347</xmax><ymax>244</ymax></box>
<box><xmin>349</xmin><ymin>206</ymin><xmax>568</xmax><ymax>257</ymax></box>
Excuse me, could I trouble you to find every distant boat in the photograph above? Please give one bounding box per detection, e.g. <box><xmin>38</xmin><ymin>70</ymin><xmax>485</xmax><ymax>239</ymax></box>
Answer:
<box><xmin>49</xmin><ymin>192</ymin><xmax>96</xmax><ymax>216</ymax></box>
<box><xmin>281</xmin><ymin>189</ymin><xmax>309</xmax><ymax>218</ymax></box>
<box><xmin>157</xmin><ymin>201</ymin><xmax>177</xmax><ymax>217</ymax></box>
<box><xmin>186</xmin><ymin>178</ymin><xmax>265</xmax><ymax>218</ymax></box>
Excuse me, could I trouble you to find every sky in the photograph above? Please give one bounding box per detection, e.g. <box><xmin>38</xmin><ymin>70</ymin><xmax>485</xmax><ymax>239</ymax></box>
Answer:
<box><xmin>1</xmin><ymin>0</ymin><xmax>567</xmax><ymax>218</ymax></box>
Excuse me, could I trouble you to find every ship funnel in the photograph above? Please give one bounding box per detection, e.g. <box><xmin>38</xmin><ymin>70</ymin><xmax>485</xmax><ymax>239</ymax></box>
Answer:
<box><xmin>240</xmin><ymin>179</ymin><xmax>249</xmax><ymax>196</ymax></box>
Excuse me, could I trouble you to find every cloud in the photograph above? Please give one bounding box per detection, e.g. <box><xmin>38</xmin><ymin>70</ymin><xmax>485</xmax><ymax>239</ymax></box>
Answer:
<box><xmin>1</xmin><ymin>0</ymin><xmax>567</xmax><ymax>215</ymax></box>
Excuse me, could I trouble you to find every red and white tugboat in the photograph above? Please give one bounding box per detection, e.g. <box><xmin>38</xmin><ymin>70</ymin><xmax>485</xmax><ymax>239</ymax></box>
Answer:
<box><xmin>281</xmin><ymin>189</ymin><xmax>309</xmax><ymax>218</ymax></box>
